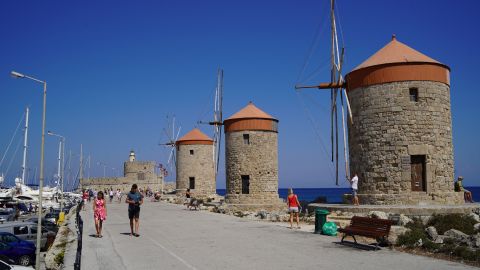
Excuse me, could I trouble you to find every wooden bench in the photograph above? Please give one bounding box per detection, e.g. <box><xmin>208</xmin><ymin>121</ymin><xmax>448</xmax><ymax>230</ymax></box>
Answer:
<box><xmin>338</xmin><ymin>216</ymin><xmax>393</xmax><ymax>250</ymax></box>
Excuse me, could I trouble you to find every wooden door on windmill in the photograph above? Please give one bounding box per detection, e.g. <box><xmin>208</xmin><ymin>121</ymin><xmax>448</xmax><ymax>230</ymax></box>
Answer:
<box><xmin>411</xmin><ymin>155</ymin><xmax>426</xmax><ymax>191</ymax></box>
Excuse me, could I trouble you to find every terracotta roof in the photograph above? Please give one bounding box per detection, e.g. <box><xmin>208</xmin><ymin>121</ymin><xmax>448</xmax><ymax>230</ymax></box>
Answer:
<box><xmin>352</xmin><ymin>35</ymin><xmax>444</xmax><ymax>71</ymax></box>
<box><xmin>176</xmin><ymin>128</ymin><xmax>213</xmax><ymax>142</ymax></box>
<box><xmin>225</xmin><ymin>102</ymin><xmax>276</xmax><ymax>121</ymax></box>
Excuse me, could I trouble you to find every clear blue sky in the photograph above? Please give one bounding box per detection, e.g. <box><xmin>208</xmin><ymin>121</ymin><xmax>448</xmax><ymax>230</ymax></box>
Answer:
<box><xmin>0</xmin><ymin>0</ymin><xmax>478</xmax><ymax>190</ymax></box>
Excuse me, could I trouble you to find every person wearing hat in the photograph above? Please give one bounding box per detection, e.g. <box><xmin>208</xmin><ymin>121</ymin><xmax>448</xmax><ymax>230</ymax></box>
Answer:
<box><xmin>454</xmin><ymin>176</ymin><xmax>474</xmax><ymax>203</ymax></box>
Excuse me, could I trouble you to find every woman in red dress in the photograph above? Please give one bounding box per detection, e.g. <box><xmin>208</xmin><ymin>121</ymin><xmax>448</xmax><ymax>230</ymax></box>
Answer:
<box><xmin>93</xmin><ymin>191</ymin><xmax>107</xmax><ymax>238</ymax></box>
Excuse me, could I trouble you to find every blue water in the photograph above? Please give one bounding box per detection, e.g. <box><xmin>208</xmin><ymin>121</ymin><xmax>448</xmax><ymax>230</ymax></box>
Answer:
<box><xmin>217</xmin><ymin>186</ymin><xmax>480</xmax><ymax>204</ymax></box>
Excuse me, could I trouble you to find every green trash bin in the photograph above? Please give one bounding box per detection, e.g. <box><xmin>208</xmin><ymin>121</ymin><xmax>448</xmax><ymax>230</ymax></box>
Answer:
<box><xmin>315</xmin><ymin>209</ymin><xmax>330</xmax><ymax>234</ymax></box>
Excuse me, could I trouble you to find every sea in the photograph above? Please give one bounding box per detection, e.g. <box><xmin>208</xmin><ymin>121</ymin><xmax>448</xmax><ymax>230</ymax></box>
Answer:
<box><xmin>216</xmin><ymin>186</ymin><xmax>480</xmax><ymax>204</ymax></box>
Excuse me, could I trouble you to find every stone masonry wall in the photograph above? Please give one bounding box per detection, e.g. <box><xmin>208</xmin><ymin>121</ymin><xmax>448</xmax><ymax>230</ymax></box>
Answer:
<box><xmin>80</xmin><ymin>160</ymin><xmax>163</xmax><ymax>193</ymax></box>
<box><xmin>176</xmin><ymin>144</ymin><xmax>215</xmax><ymax>198</ymax></box>
<box><xmin>79</xmin><ymin>176</ymin><xmax>163</xmax><ymax>193</ymax></box>
<box><xmin>225</xmin><ymin>130</ymin><xmax>279</xmax><ymax>205</ymax></box>
<box><xmin>348</xmin><ymin>81</ymin><xmax>462</xmax><ymax>205</ymax></box>
<box><xmin>124</xmin><ymin>161</ymin><xmax>156</xmax><ymax>179</ymax></box>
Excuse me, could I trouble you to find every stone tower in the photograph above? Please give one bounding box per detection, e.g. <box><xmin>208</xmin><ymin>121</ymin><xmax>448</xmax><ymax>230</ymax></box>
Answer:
<box><xmin>345</xmin><ymin>36</ymin><xmax>462</xmax><ymax>205</ymax></box>
<box><xmin>129</xmin><ymin>150</ymin><xmax>136</xmax><ymax>162</ymax></box>
<box><xmin>175</xmin><ymin>128</ymin><xmax>215</xmax><ymax>198</ymax></box>
<box><xmin>224</xmin><ymin>102</ymin><xmax>280</xmax><ymax>207</ymax></box>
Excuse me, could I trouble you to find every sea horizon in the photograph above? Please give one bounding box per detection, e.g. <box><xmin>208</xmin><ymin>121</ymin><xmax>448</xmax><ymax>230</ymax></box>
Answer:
<box><xmin>217</xmin><ymin>186</ymin><xmax>480</xmax><ymax>204</ymax></box>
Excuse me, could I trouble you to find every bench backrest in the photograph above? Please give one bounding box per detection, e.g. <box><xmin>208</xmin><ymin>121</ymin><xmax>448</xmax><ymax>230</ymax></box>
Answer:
<box><xmin>349</xmin><ymin>216</ymin><xmax>393</xmax><ymax>234</ymax></box>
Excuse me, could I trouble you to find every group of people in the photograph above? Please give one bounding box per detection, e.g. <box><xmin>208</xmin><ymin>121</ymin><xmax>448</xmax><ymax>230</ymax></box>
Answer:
<box><xmin>84</xmin><ymin>173</ymin><xmax>474</xmax><ymax>238</ymax></box>
<box><xmin>84</xmin><ymin>184</ymin><xmax>144</xmax><ymax>238</ymax></box>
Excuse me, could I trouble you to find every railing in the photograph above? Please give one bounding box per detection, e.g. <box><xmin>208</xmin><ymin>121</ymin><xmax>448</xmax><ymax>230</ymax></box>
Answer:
<box><xmin>74</xmin><ymin>201</ymin><xmax>83</xmax><ymax>270</ymax></box>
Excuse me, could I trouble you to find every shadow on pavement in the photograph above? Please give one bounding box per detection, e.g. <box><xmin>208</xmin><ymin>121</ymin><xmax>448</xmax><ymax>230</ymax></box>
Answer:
<box><xmin>333</xmin><ymin>241</ymin><xmax>383</xmax><ymax>251</ymax></box>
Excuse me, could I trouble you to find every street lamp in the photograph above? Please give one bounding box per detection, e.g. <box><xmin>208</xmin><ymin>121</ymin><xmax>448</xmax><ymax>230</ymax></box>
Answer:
<box><xmin>11</xmin><ymin>70</ymin><xmax>47</xmax><ymax>270</ymax></box>
<box><xmin>47</xmin><ymin>131</ymin><xmax>65</xmax><ymax>213</ymax></box>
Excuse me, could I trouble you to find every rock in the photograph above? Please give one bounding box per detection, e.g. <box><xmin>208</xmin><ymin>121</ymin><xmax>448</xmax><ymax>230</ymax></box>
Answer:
<box><xmin>444</xmin><ymin>229</ymin><xmax>470</xmax><ymax>245</ymax></box>
<box><xmin>256</xmin><ymin>210</ymin><xmax>268</xmax><ymax>219</ymax></box>
<box><xmin>474</xmin><ymin>223</ymin><xmax>480</xmax><ymax>231</ymax></box>
<box><xmin>425</xmin><ymin>226</ymin><xmax>438</xmax><ymax>240</ymax></box>
<box><xmin>468</xmin><ymin>213</ymin><xmax>480</xmax><ymax>223</ymax></box>
<box><xmin>269</xmin><ymin>213</ymin><xmax>279</xmax><ymax>222</ymax></box>
<box><xmin>398</xmin><ymin>214</ymin><xmax>413</xmax><ymax>226</ymax></box>
<box><xmin>279</xmin><ymin>214</ymin><xmax>290</xmax><ymax>222</ymax></box>
<box><xmin>369</xmin><ymin>211</ymin><xmax>388</xmax><ymax>220</ymax></box>
<box><xmin>388</xmin><ymin>226</ymin><xmax>410</xmax><ymax>244</ymax></box>
<box><xmin>420</xmin><ymin>216</ymin><xmax>432</xmax><ymax>225</ymax></box>
<box><xmin>414</xmin><ymin>238</ymin><xmax>423</xmax><ymax>247</ymax></box>
<box><xmin>434</xmin><ymin>235</ymin><xmax>446</xmax><ymax>244</ymax></box>
<box><xmin>470</xmin><ymin>233</ymin><xmax>480</xmax><ymax>248</ymax></box>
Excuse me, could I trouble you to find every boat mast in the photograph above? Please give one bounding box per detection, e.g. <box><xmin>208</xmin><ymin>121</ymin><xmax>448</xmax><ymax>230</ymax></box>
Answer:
<box><xmin>21</xmin><ymin>107</ymin><xmax>29</xmax><ymax>185</ymax></box>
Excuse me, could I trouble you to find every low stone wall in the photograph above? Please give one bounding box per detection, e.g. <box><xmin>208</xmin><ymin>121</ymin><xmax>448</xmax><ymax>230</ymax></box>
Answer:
<box><xmin>45</xmin><ymin>208</ymin><xmax>77</xmax><ymax>270</ymax></box>
<box><xmin>354</xmin><ymin>191</ymin><xmax>464</xmax><ymax>205</ymax></box>
<box><xmin>80</xmin><ymin>177</ymin><xmax>162</xmax><ymax>193</ymax></box>
<box><xmin>308</xmin><ymin>203</ymin><xmax>479</xmax><ymax>216</ymax></box>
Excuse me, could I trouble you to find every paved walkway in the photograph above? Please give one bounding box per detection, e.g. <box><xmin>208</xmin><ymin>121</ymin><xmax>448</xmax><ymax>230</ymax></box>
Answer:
<box><xmin>81</xmin><ymin>201</ymin><xmax>475</xmax><ymax>270</ymax></box>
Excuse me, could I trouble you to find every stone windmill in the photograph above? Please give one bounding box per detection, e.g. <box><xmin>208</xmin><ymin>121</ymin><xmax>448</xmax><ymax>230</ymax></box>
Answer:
<box><xmin>223</xmin><ymin>102</ymin><xmax>281</xmax><ymax>208</ymax></box>
<box><xmin>296</xmin><ymin>0</ymin><xmax>461</xmax><ymax>205</ymax></box>
<box><xmin>175</xmin><ymin>128</ymin><xmax>215</xmax><ymax>198</ymax></box>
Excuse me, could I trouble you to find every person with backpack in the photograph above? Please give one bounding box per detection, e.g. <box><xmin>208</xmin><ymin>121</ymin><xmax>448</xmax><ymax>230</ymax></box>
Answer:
<box><xmin>287</xmin><ymin>188</ymin><xmax>301</xmax><ymax>229</ymax></box>
<box><xmin>126</xmin><ymin>184</ymin><xmax>143</xmax><ymax>237</ymax></box>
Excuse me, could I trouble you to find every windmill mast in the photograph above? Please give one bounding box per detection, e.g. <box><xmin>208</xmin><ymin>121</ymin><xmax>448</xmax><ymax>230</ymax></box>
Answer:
<box><xmin>294</xmin><ymin>0</ymin><xmax>351</xmax><ymax>186</ymax></box>
<box><xmin>212</xmin><ymin>69</ymin><xmax>224</xmax><ymax>180</ymax></box>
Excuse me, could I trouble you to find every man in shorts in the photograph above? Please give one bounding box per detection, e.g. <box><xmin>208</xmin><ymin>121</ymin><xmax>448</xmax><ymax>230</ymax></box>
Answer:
<box><xmin>349</xmin><ymin>172</ymin><xmax>359</xmax><ymax>206</ymax></box>
<box><xmin>126</xmin><ymin>184</ymin><xmax>143</xmax><ymax>237</ymax></box>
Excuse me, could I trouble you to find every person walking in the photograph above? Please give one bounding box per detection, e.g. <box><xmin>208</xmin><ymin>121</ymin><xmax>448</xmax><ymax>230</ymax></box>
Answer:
<box><xmin>93</xmin><ymin>191</ymin><xmax>107</xmax><ymax>238</ymax></box>
<box><xmin>109</xmin><ymin>189</ymin><xmax>114</xmax><ymax>203</ymax></box>
<box><xmin>82</xmin><ymin>190</ymin><xmax>88</xmax><ymax>211</ymax></box>
<box><xmin>348</xmin><ymin>172</ymin><xmax>359</xmax><ymax>206</ymax></box>
<box><xmin>185</xmin><ymin>188</ymin><xmax>192</xmax><ymax>209</ymax></box>
<box><xmin>287</xmin><ymin>188</ymin><xmax>301</xmax><ymax>229</ymax></box>
<box><xmin>126</xmin><ymin>184</ymin><xmax>143</xmax><ymax>237</ymax></box>
<box><xmin>116</xmin><ymin>189</ymin><xmax>122</xmax><ymax>203</ymax></box>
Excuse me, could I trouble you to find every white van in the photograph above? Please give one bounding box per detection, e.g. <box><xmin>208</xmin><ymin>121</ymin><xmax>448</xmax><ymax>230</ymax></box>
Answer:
<box><xmin>0</xmin><ymin>222</ymin><xmax>49</xmax><ymax>249</ymax></box>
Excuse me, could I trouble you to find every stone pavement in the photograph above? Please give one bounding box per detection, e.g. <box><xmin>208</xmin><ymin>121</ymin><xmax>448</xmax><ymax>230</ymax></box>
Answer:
<box><xmin>81</xmin><ymin>201</ymin><xmax>475</xmax><ymax>270</ymax></box>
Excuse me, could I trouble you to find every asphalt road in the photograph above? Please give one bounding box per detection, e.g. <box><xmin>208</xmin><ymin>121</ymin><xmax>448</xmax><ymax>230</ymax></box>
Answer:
<box><xmin>80</xmin><ymin>200</ymin><xmax>475</xmax><ymax>270</ymax></box>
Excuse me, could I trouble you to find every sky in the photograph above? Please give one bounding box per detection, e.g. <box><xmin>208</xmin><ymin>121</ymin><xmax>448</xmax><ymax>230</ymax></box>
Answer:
<box><xmin>0</xmin><ymin>0</ymin><xmax>479</xmax><ymax>190</ymax></box>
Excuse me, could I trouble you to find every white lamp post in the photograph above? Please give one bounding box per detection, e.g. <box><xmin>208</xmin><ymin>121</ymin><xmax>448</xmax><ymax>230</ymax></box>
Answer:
<box><xmin>11</xmin><ymin>70</ymin><xmax>47</xmax><ymax>270</ymax></box>
<box><xmin>47</xmin><ymin>131</ymin><xmax>65</xmax><ymax>213</ymax></box>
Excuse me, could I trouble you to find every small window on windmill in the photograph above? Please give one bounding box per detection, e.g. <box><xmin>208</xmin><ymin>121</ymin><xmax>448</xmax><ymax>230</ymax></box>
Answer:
<box><xmin>409</xmin><ymin>88</ymin><xmax>418</xmax><ymax>102</ymax></box>
<box><xmin>189</xmin><ymin>177</ymin><xmax>195</xmax><ymax>189</ymax></box>
<box><xmin>190</xmin><ymin>150</ymin><xmax>194</xmax><ymax>155</ymax></box>
<box><xmin>243</xmin><ymin>134</ymin><xmax>250</xmax><ymax>145</ymax></box>
<box><xmin>241</xmin><ymin>175</ymin><xmax>250</xmax><ymax>194</ymax></box>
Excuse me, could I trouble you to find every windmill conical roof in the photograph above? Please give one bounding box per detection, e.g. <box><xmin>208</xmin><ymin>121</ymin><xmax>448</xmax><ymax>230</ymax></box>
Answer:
<box><xmin>352</xmin><ymin>35</ymin><xmax>445</xmax><ymax>71</ymax></box>
<box><xmin>176</xmin><ymin>128</ymin><xmax>213</xmax><ymax>143</ymax></box>
<box><xmin>225</xmin><ymin>102</ymin><xmax>276</xmax><ymax>121</ymax></box>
